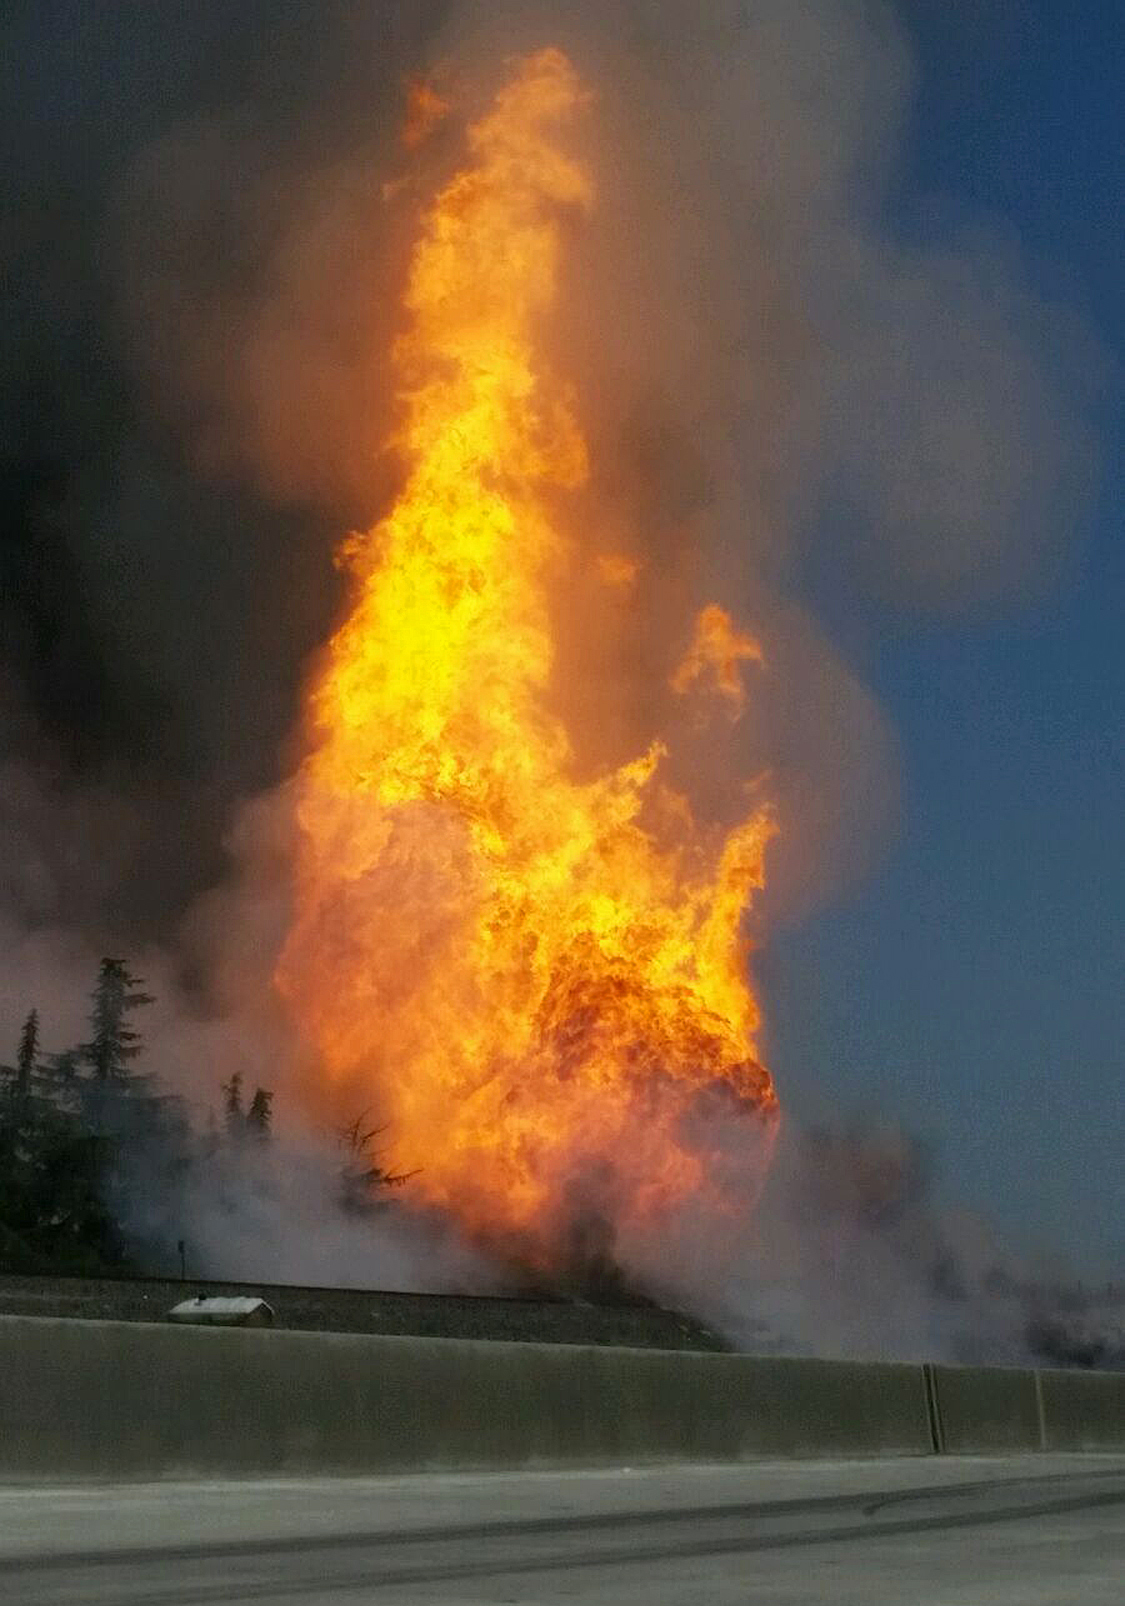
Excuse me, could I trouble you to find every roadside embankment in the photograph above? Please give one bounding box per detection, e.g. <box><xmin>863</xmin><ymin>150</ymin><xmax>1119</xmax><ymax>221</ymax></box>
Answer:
<box><xmin>0</xmin><ymin>1272</ymin><xmax>725</xmax><ymax>1350</ymax></box>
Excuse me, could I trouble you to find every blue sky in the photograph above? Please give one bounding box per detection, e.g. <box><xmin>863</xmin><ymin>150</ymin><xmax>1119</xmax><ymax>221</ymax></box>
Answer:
<box><xmin>760</xmin><ymin>2</ymin><xmax>1123</xmax><ymax>1269</ymax></box>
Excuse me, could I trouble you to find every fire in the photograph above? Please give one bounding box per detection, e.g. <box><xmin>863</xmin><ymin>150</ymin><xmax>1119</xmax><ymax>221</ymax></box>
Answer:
<box><xmin>276</xmin><ymin>49</ymin><xmax>779</xmax><ymax>1271</ymax></box>
<box><xmin>401</xmin><ymin>75</ymin><xmax>449</xmax><ymax>150</ymax></box>
<box><xmin>672</xmin><ymin>603</ymin><xmax>764</xmax><ymax>714</ymax></box>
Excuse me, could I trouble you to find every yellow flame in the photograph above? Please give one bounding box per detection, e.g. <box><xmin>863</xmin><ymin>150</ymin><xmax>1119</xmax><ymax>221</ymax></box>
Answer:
<box><xmin>277</xmin><ymin>49</ymin><xmax>778</xmax><ymax>1264</ymax></box>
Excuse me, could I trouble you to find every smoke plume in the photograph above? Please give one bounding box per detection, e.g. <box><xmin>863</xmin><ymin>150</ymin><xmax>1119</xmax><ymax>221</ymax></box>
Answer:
<box><xmin>0</xmin><ymin>3</ymin><xmax>1108</xmax><ymax>1354</ymax></box>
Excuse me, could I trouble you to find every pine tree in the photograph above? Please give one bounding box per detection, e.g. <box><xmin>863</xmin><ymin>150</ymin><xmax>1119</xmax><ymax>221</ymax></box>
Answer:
<box><xmin>221</xmin><ymin>1072</ymin><xmax>244</xmax><ymax>1140</ymax></box>
<box><xmin>337</xmin><ymin>1113</ymin><xmax>412</xmax><ymax>1215</ymax></box>
<box><xmin>84</xmin><ymin>959</ymin><xmax>153</xmax><ymax>1083</ymax></box>
<box><xmin>0</xmin><ymin>1008</ymin><xmax>119</xmax><ymax>1274</ymax></box>
<box><xmin>15</xmin><ymin>1010</ymin><xmax>38</xmax><ymax>1100</ymax></box>
<box><xmin>246</xmin><ymin>1087</ymin><xmax>273</xmax><ymax>1141</ymax></box>
<box><xmin>45</xmin><ymin>1047</ymin><xmax>82</xmax><ymax>1096</ymax></box>
<box><xmin>1</xmin><ymin>966</ymin><xmax>189</xmax><ymax>1276</ymax></box>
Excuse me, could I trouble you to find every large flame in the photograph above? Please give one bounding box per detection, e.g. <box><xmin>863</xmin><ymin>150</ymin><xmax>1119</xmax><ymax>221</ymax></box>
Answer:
<box><xmin>277</xmin><ymin>49</ymin><xmax>778</xmax><ymax>1271</ymax></box>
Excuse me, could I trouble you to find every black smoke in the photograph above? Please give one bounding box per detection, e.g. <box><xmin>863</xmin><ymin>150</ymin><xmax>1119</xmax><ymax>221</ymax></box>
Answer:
<box><xmin>1</xmin><ymin>2</ymin><xmax>447</xmax><ymax>943</ymax></box>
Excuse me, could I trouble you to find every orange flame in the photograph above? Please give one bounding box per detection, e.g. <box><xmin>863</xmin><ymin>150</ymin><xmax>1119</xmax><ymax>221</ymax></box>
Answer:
<box><xmin>596</xmin><ymin>553</ymin><xmax>641</xmax><ymax>591</ymax></box>
<box><xmin>277</xmin><ymin>49</ymin><xmax>779</xmax><ymax>1270</ymax></box>
<box><xmin>401</xmin><ymin>74</ymin><xmax>450</xmax><ymax>150</ymax></box>
<box><xmin>672</xmin><ymin>603</ymin><xmax>764</xmax><ymax>714</ymax></box>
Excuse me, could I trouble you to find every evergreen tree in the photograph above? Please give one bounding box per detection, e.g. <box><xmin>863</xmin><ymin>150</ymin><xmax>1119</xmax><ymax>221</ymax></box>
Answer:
<box><xmin>15</xmin><ymin>1009</ymin><xmax>38</xmax><ymax>1100</ymax></box>
<box><xmin>221</xmin><ymin>1072</ymin><xmax>244</xmax><ymax>1140</ymax></box>
<box><xmin>75</xmin><ymin>958</ymin><xmax>181</xmax><ymax>1261</ymax></box>
<box><xmin>0</xmin><ymin>1008</ymin><xmax>119</xmax><ymax>1273</ymax></box>
<box><xmin>246</xmin><ymin>1087</ymin><xmax>273</xmax><ymax>1141</ymax></box>
<box><xmin>337</xmin><ymin>1113</ymin><xmax>412</xmax><ymax>1215</ymax></box>
<box><xmin>1</xmin><ymin>964</ymin><xmax>188</xmax><ymax>1276</ymax></box>
<box><xmin>84</xmin><ymin>959</ymin><xmax>153</xmax><ymax>1083</ymax></box>
<box><xmin>44</xmin><ymin>1046</ymin><xmax>82</xmax><ymax>1100</ymax></box>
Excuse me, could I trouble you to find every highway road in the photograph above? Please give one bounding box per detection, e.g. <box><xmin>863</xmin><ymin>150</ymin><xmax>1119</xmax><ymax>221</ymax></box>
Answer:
<box><xmin>1</xmin><ymin>1453</ymin><xmax>1122</xmax><ymax>1603</ymax></box>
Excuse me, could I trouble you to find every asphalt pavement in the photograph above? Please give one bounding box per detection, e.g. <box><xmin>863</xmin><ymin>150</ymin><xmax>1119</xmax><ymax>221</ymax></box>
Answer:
<box><xmin>1</xmin><ymin>1453</ymin><xmax>1122</xmax><ymax>1604</ymax></box>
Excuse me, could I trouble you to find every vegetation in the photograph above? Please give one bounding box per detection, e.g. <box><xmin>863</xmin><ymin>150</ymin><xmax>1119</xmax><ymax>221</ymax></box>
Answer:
<box><xmin>336</xmin><ymin>1114</ymin><xmax>413</xmax><ymax>1216</ymax></box>
<box><xmin>0</xmin><ymin>957</ymin><xmax>352</xmax><ymax>1275</ymax></box>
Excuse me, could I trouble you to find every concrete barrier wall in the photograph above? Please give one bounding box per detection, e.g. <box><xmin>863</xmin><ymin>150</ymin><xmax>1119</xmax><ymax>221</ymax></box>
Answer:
<box><xmin>1039</xmin><ymin>1367</ymin><xmax>1125</xmax><ymax>1451</ymax></box>
<box><xmin>0</xmin><ymin>1316</ymin><xmax>931</xmax><ymax>1478</ymax></box>
<box><xmin>1</xmin><ymin>1316</ymin><xmax>1122</xmax><ymax>1479</ymax></box>
<box><xmin>929</xmin><ymin>1364</ymin><xmax>1043</xmax><ymax>1453</ymax></box>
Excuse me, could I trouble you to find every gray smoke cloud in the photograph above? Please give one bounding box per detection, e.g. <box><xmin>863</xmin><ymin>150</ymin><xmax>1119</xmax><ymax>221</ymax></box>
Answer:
<box><xmin>633</xmin><ymin>1118</ymin><xmax>1125</xmax><ymax>1367</ymax></box>
<box><xmin>123</xmin><ymin>1127</ymin><xmax>497</xmax><ymax>1295</ymax></box>
<box><xmin>101</xmin><ymin>0</ymin><xmax>1100</xmax><ymax>917</ymax></box>
<box><xmin>0</xmin><ymin>2</ymin><xmax>1108</xmax><ymax>1341</ymax></box>
<box><xmin>3</xmin><ymin>0</ymin><xmax>1100</xmax><ymax>931</ymax></box>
